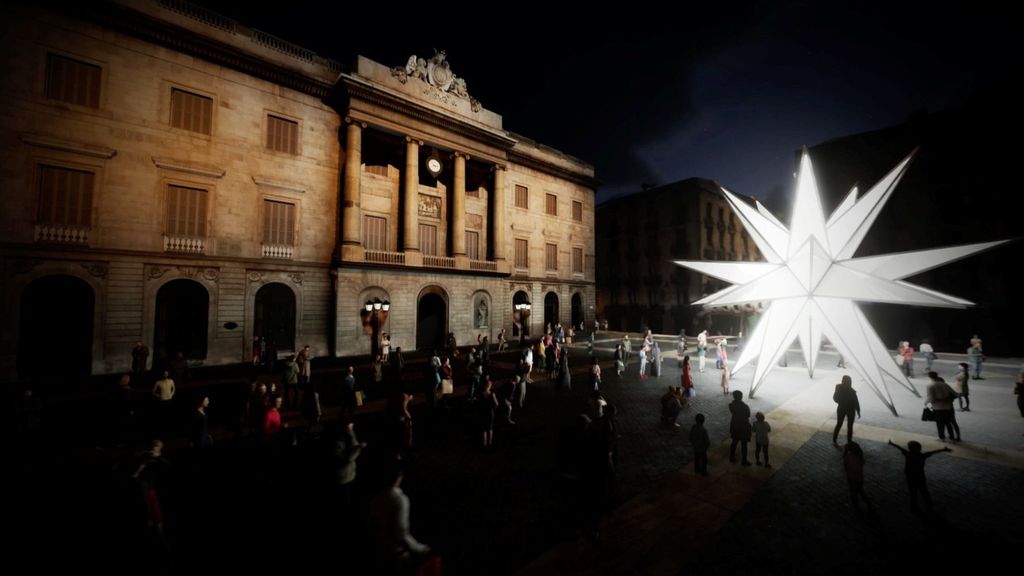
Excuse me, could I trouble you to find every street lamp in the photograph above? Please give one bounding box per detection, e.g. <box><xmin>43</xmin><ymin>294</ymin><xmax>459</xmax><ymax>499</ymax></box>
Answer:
<box><xmin>514</xmin><ymin>301</ymin><xmax>532</xmax><ymax>346</ymax></box>
<box><xmin>360</xmin><ymin>297</ymin><xmax>390</xmax><ymax>358</ymax></box>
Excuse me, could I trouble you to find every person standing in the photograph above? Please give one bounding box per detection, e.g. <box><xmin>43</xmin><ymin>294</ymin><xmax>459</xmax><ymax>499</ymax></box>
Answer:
<box><xmin>152</xmin><ymin>371</ymin><xmax>175</xmax><ymax>434</ymax></box>
<box><xmin>131</xmin><ymin>341</ymin><xmax>149</xmax><ymax>378</ymax></box>
<box><xmin>919</xmin><ymin>339</ymin><xmax>936</xmax><ymax>373</ymax></box>
<box><xmin>334</xmin><ymin>416</ymin><xmax>365</xmax><ymax>508</ymax></box>
<box><xmin>728</xmin><ymin>390</ymin><xmax>752</xmax><ymax>465</ymax></box>
<box><xmin>966</xmin><ymin>339</ymin><xmax>983</xmax><ymax>380</ymax></box>
<box><xmin>190</xmin><ymin>396</ymin><xmax>212</xmax><ymax>463</ymax></box>
<box><xmin>690</xmin><ymin>413</ymin><xmax>710</xmax><ymax>475</ymax></box>
<box><xmin>926</xmin><ymin>371</ymin><xmax>960</xmax><ymax>442</ymax></box>
<box><xmin>843</xmin><ymin>442</ymin><xmax>870</xmax><ymax>511</ymax></box>
<box><xmin>954</xmin><ymin>362</ymin><xmax>970</xmax><ymax>411</ymax></box>
<box><xmin>297</xmin><ymin>345</ymin><xmax>313</xmax><ymax>385</ymax></box>
<box><xmin>370</xmin><ymin>463</ymin><xmax>431</xmax><ymax>573</ymax></box>
<box><xmin>697</xmin><ymin>330</ymin><xmax>708</xmax><ymax>372</ymax></box>
<box><xmin>752</xmin><ymin>412</ymin><xmax>772</xmax><ymax>467</ymax></box>
<box><xmin>832</xmin><ymin>375</ymin><xmax>861</xmax><ymax>446</ymax></box>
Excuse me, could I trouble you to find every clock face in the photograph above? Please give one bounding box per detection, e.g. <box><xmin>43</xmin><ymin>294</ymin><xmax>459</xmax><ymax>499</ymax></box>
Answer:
<box><xmin>427</xmin><ymin>158</ymin><xmax>442</xmax><ymax>175</ymax></box>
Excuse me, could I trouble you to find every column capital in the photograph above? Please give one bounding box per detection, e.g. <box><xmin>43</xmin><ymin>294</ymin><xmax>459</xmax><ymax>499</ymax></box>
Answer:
<box><xmin>453</xmin><ymin>151</ymin><xmax>470</xmax><ymax>161</ymax></box>
<box><xmin>344</xmin><ymin>117</ymin><xmax>367</xmax><ymax>129</ymax></box>
<box><xmin>405</xmin><ymin>136</ymin><xmax>424</xmax><ymax>146</ymax></box>
<box><xmin>491</xmin><ymin>163</ymin><xmax>507</xmax><ymax>172</ymax></box>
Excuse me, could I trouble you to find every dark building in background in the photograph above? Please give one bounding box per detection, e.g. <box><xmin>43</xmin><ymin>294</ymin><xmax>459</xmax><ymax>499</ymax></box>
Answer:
<box><xmin>595</xmin><ymin>179</ymin><xmax>763</xmax><ymax>336</ymax></box>
<box><xmin>806</xmin><ymin>106</ymin><xmax>1021</xmax><ymax>356</ymax></box>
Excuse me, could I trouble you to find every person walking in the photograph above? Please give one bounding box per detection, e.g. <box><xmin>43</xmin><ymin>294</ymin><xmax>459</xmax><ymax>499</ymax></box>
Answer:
<box><xmin>832</xmin><ymin>375</ymin><xmax>861</xmax><ymax>446</ymax></box>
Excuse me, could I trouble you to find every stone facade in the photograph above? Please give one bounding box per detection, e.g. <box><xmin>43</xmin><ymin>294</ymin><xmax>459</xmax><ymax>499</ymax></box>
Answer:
<box><xmin>595</xmin><ymin>178</ymin><xmax>761</xmax><ymax>335</ymax></box>
<box><xmin>0</xmin><ymin>1</ymin><xmax>596</xmax><ymax>382</ymax></box>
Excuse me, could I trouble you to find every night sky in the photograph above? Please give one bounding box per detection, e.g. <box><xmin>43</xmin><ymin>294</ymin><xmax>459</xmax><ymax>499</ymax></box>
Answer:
<box><xmin>192</xmin><ymin>1</ymin><xmax>1008</xmax><ymax>209</ymax></box>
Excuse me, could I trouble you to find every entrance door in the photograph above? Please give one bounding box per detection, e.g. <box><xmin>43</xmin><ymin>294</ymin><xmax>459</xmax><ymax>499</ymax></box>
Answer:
<box><xmin>18</xmin><ymin>275</ymin><xmax>94</xmax><ymax>381</ymax></box>
<box><xmin>571</xmin><ymin>292</ymin><xmax>584</xmax><ymax>329</ymax></box>
<box><xmin>544</xmin><ymin>292</ymin><xmax>559</xmax><ymax>329</ymax></box>
<box><xmin>254</xmin><ymin>283</ymin><xmax>296</xmax><ymax>351</ymax></box>
<box><xmin>154</xmin><ymin>279</ymin><xmax>208</xmax><ymax>366</ymax></box>
<box><xmin>416</xmin><ymin>292</ymin><xmax>446</xmax><ymax>352</ymax></box>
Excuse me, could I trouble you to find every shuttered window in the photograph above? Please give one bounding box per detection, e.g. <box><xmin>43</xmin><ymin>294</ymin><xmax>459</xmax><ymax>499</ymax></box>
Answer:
<box><xmin>37</xmin><ymin>165</ymin><xmax>94</xmax><ymax>226</ymax></box>
<box><xmin>263</xmin><ymin>200</ymin><xmax>295</xmax><ymax>245</ymax></box>
<box><xmin>545</xmin><ymin>193</ymin><xmax>557</xmax><ymax>216</ymax></box>
<box><xmin>573</xmin><ymin>247</ymin><xmax>584</xmax><ymax>273</ymax></box>
<box><xmin>45</xmin><ymin>54</ymin><xmax>101</xmax><ymax>108</ymax></box>
<box><xmin>515</xmin><ymin>238</ymin><xmax>528</xmax><ymax>268</ymax></box>
<box><xmin>170</xmin><ymin>88</ymin><xmax>213</xmax><ymax>134</ymax></box>
<box><xmin>266</xmin><ymin>115</ymin><xmax>299</xmax><ymax>154</ymax></box>
<box><xmin>572</xmin><ymin>200</ymin><xmax>583</xmax><ymax>222</ymax></box>
<box><xmin>364</xmin><ymin>215</ymin><xmax>388</xmax><ymax>251</ymax></box>
<box><xmin>466</xmin><ymin>230</ymin><xmax>480</xmax><ymax>260</ymax></box>
<box><xmin>514</xmin><ymin>185</ymin><xmax>529</xmax><ymax>209</ymax></box>
<box><xmin>545</xmin><ymin>243</ymin><xmax>558</xmax><ymax>271</ymax></box>
<box><xmin>419</xmin><ymin>224</ymin><xmax>438</xmax><ymax>256</ymax></box>
<box><xmin>166</xmin><ymin>185</ymin><xmax>208</xmax><ymax>237</ymax></box>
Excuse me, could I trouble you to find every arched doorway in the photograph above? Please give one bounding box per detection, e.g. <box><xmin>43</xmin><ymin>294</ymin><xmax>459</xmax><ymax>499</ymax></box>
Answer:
<box><xmin>544</xmin><ymin>292</ymin><xmax>559</xmax><ymax>329</ymax></box>
<box><xmin>512</xmin><ymin>290</ymin><xmax>530</xmax><ymax>337</ymax></box>
<box><xmin>18</xmin><ymin>275</ymin><xmax>94</xmax><ymax>381</ymax></box>
<box><xmin>571</xmin><ymin>292</ymin><xmax>584</xmax><ymax>329</ymax></box>
<box><xmin>154</xmin><ymin>279</ymin><xmax>208</xmax><ymax>366</ymax></box>
<box><xmin>416</xmin><ymin>290</ymin><xmax>447</xmax><ymax>352</ymax></box>
<box><xmin>254</xmin><ymin>283</ymin><xmax>296</xmax><ymax>351</ymax></box>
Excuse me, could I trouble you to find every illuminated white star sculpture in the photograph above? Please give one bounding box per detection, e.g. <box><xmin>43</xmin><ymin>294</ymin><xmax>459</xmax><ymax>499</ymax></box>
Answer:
<box><xmin>675</xmin><ymin>149</ymin><xmax>1007</xmax><ymax>415</ymax></box>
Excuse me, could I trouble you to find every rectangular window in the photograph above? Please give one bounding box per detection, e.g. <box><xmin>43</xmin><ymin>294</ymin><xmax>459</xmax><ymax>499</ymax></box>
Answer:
<box><xmin>573</xmin><ymin>247</ymin><xmax>584</xmax><ymax>273</ymax></box>
<box><xmin>45</xmin><ymin>53</ymin><xmax>101</xmax><ymax>108</ymax></box>
<box><xmin>514</xmin><ymin>184</ymin><xmax>529</xmax><ymax>209</ymax></box>
<box><xmin>170</xmin><ymin>88</ymin><xmax>213</xmax><ymax>134</ymax></box>
<box><xmin>466</xmin><ymin>230</ymin><xmax>480</xmax><ymax>260</ymax></box>
<box><xmin>266</xmin><ymin>114</ymin><xmax>299</xmax><ymax>154</ymax></box>
<box><xmin>364</xmin><ymin>215</ymin><xmax>388</xmax><ymax>251</ymax></box>
<box><xmin>166</xmin><ymin>185</ymin><xmax>208</xmax><ymax>237</ymax></box>
<box><xmin>572</xmin><ymin>200</ymin><xmax>583</xmax><ymax>222</ymax></box>
<box><xmin>263</xmin><ymin>199</ymin><xmax>296</xmax><ymax>245</ymax></box>
<box><xmin>419</xmin><ymin>224</ymin><xmax>438</xmax><ymax>256</ymax></box>
<box><xmin>37</xmin><ymin>165</ymin><xmax>94</xmax><ymax>226</ymax></box>
<box><xmin>515</xmin><ymin>238</ymin><xmax>528</xmax><ymax>269</ymax></box>
<box><xmin>545</xmin><ymin>193</ymin><xmax>557</xmax><ymax>216</ymax></box>
<box><xmin>545</xmin><ymin>243</ymin><xmax>558</xmax><ymax>271</ymax></box>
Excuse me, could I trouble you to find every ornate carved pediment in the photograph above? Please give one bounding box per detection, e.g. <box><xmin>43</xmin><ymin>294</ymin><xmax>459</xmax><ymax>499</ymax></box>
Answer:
<box><xmin>391</xmin><ymin>50</ymin><xmax>482</xmax><ymax>112</ymax></box>
<box><xmin>80</xmin><ymin>263</ymin><xmax>109</xmax><ymax>278</ymax></box>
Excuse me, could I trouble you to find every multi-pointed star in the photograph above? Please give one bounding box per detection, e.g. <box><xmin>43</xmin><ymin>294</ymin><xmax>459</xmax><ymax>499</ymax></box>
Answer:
<box><xmin>674</xmin><ymin>149</ymin><xmax>1006</xmax><ymax>415</ymax></box>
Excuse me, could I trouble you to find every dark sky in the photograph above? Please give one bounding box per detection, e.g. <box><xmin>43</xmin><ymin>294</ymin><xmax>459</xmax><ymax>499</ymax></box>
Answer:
<box><xmin>194</xmin><ymin>1</ymin><xmax>1008</xmax><ymax>208</ymax></box>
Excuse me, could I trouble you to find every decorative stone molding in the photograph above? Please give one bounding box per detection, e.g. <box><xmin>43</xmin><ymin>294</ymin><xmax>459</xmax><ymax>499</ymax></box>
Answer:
<box><xmin>252</xmin><ymin>175</ymin><xmax>307</xmax><ymax>194</ymax></box>
<box><xmin>80</xmin><ymin>263</ymin><xmax>109</xmax><ymax>279</ymax></box>
<box><xmin>391</xmin><ymin>50</ymin><xmax>482</xmax><ymax>112</ymax></box>
<box><xmin>146</xmin><ymin>266</ymin><xmax>171</xmax><ymax>280</ymax></box>
<box><xmin>152</xmin><ymin>156</ymin><xmax>225</xmax><ymax>178</ymax></box>
<box><xmin>19</xmin><ymin>133</ymin><xmax>117</xmax><ymax>159</ymax></box>
<box><xmin>288</xmin><ymin>272</ymin><xmax>304</xmax><ymax>285</ymax></box>
<box><xmin>247</xmin><ymin>271</ymin><xmax>264</xmax><ymax>283</ymax></box>
<box><xmin>147</xmin><ymin>265</ymin><xmax>218</xmax><ymax>282</ymax></box>
<box><xmin>418</xmin><ymin>194</ymin><xmax>441</xmax><ymax>219</ymax></box>
<box><xmin>13</xmin><ymin>259</ymin><xmax>42</xmax><ymax>275</ymax></box>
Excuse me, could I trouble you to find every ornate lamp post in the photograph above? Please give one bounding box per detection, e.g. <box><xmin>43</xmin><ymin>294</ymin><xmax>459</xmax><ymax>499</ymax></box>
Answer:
<box><xmin>514</xmin><ymin>301</ymin><xmax>532</xmax><ymax>346</ymax></box>
<box><xmin>360</xmin><ymin>297</ymin><xmax>390</xmax><ymax>358</ymax></box>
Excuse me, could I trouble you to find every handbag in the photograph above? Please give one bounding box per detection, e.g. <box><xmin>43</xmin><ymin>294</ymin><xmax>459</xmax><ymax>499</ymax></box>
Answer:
<box><xmin>441</xmin><ymin>378</ymin><xmax>454</xmax><ymax>395</ymax></box>
<box><xmin>921</xmin><ymin>407</ymin><xmax>935</xmax><ymax>421</ymax></box>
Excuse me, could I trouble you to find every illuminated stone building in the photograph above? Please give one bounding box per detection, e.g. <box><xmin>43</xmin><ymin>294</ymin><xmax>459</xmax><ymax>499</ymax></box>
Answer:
<box><xmin>0</xmin><ymin>0</ymin><xmax>596</xmax><ymax>382</ymax></box>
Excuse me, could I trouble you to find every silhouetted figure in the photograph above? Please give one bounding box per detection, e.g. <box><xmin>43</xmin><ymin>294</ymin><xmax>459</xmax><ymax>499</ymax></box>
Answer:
<box><xmin>690</xmin><ymin>413</ymin><xmax>710</xmax><ymax>476</ymax></box>
<box><xmin>753</xmin><ymin>411</ymin><xmax>772</xmax><ymax>467</ymax></box>
<box><xmin>369</xmin><ymin>463</ymin><xmax>431</xmax><ymax>574</ymax></box>
<box><xmin>843</xmin><ymin>442</ymin><xmax>871</xmax><ymax>511</ymax></box>
<box><xmin>832</xmin><ymin>375</ymin><xmax>861</xmax><ymax>446</ymax></box>
<box><xmin>729</xmin><ymin>391</ymin><xmax>752</xmax><ymax>465</ymax></box>
<box><xmin>131</xmin><ymin>341</ymin><xmax>149</xmax><ymax>378</ymax></box>
<box><xmin>887</xmin><ymin>439</ymin><xmax>951</xmax><ymax>514</ymax></box>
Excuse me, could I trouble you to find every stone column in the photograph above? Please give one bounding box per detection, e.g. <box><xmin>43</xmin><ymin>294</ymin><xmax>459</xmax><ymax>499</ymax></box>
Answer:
<box><xmin>492</xmin><ymin>164</ymin><xmax>506</xmax><ymax>261</ymax></box>
<box><xmin>403</xmin><ymin>137</ymin><xmax>421</xmax><ymax>253</ymax></box>
<box><xmin>452</xmin><ymin>152</ymin><xmax>467</xmax><ymax>257</ymax></box>
<box><xmin>342</xmin><ymin>119</ymin><xmax>365</xmax><ymax>246</ymax></box>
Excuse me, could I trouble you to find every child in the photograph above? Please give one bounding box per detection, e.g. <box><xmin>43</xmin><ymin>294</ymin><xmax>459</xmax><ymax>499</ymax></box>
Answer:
<box><xmin>590</xmin><ymin>357</ymin><xmax>602</xmax><ymax>392</ymax></box>
<box><xmin>843</xmin><ymin>442</ymin><xmax>870</xmax><ymax>510</ymax></box>
<box><xmin>689</xmin><ymin>413</ymin><xmax>710</xmax><ymax>475</ymax></box>
<box><xmin>721</xmin><ymin>365</ymin><xmax>731</xmax><ymax>395</ymax></box>
<box><xmin>887</xmin><ymin>439</ymin><xmax>952</xmax><ymax>514</ymax></box>
<box><xmin>752</xmin><ymin>412</ymin><xmax>772</xmax><ymax>467</ymax></box>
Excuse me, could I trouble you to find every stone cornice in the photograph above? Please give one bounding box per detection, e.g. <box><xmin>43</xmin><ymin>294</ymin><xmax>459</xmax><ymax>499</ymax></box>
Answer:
<box><xmin>19</xmin><ymin>133</ymin><xmax>117</xmax><ymax>159</ymax></box>
<box><xmin>152</xmin><ymin>156</ymin><xmax>225</xmax><ymax>178</ymax></box>
<box><xmin>89</xmin><ymin>2</ymin><xmax>334</xmax><ymax>99</ymax></box>
<box><xmin>508</xmin><ymin>150</ymin><xmax>601</xmax><ymax>190</ymax></box>
<box><xmin>341</xmin><ymin>76</ymin><xmax>517</xmax><ymax>152</ymax></box>
<box><xmin>252</xmin><ymin>175</ymin><xmax>306</xmax><ymax>194</ymax></box>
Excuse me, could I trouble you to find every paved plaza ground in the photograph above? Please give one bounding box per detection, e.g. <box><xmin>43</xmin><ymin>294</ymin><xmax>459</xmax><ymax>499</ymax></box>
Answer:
<box><xmin>10</xmin><ymin>333</ymin><xmax>1023</xmax><ymax>574</ymax></box>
